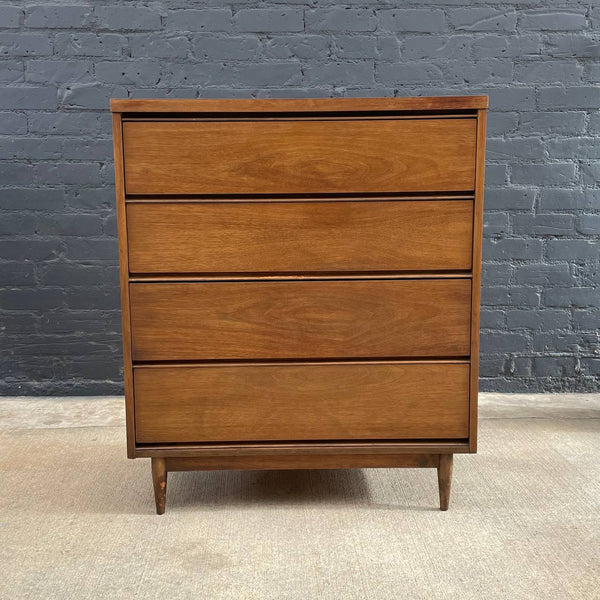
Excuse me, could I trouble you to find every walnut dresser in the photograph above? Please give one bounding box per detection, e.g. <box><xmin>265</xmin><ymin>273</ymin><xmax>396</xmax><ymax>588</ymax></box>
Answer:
<box><xmin>110</xmin><ymin>96</ymin><xmax>488</xmax><ymax>514</ymax></box>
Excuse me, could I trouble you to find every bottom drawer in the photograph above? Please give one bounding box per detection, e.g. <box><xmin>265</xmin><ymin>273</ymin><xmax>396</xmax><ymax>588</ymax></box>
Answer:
<box><xmin>134</xmin><ymin>362</ymin><xmax>470</xmax><ymax>444</ymax></box>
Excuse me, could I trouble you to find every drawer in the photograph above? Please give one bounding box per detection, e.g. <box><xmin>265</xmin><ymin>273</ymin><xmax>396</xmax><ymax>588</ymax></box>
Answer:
<box><xmin>127</xmin><ymin>200</ymin><xmax>474</xmax><ymax>274</ymax></box>
<box><xmin>134</xmin><ymin>362</ymin><xmax>470</xmax><ymax>443</ymax></box>
<box><xmin>122</xmin><ymin>118</ymin><xmax>477</xmax><ymax>195</ymax></box>
<box><xmin>129</xmin><ymin>279</ymin><xmax>471</xmax><ymax>361</ymax></box>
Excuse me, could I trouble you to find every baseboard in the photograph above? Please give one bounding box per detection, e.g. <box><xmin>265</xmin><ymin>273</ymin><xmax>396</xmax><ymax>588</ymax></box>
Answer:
<box><xmin>0</xmin><ymin>396</ymin><xmax>125</xmax><ymax>430</ymax></box>
<box><xmin>479</xmin><ymin>393</ymin><xmax>600</xmax><ymax>419</ymax></box>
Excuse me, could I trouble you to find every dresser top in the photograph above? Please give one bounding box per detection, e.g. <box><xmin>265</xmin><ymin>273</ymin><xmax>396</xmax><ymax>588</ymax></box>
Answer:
<box><xmin>110</xmin><ymin>95</ymin><xmax>488</xmax><ymax>114</ymax></box>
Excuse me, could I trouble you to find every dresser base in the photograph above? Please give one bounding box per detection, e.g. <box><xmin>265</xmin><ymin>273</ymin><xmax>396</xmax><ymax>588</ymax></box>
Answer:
<box><xmin>150</xmin><ymin>453</ymin><xmax>454</xmax><ymax>514</ymax></box>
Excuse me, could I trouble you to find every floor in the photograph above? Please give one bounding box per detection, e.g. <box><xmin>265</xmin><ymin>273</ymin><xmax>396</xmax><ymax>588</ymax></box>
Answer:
<box><xmin>1</xmin><ymin>396</ymin><xmax>599</xmax><ymax>600</ymax></box>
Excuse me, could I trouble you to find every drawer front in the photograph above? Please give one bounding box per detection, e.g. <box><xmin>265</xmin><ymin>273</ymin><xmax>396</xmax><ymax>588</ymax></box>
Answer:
<box><xmin>134</xmin><ymin>362</ymin><xmax>470</xmax><ymax>443</ymax></box>
<box><xmin>127</xmin><ymin>200</ymin><xmax>474</xmax><ymax>274</ymax></box>
<box><xmin>129</xmin><ymin>280</ymin><xmax>471</xmax><ymax>361</ymax></box>
<box><xmin>122</xmin><ymin>118</ymin><xmax>477</xmax><ymax>195</ymax></box>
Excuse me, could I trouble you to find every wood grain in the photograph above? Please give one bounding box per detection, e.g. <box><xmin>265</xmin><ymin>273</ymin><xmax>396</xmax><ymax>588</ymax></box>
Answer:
<box><xmin>134</xmin><ymin>362</ymin><xmax>470</xmax><ymax>443</ymax></box>
<box><xmin>111</xmin><ymin>96</ymin><xmax>489</xmax><ymax>113</ymax></box>
<box><xmin>122</xmin><ymin>118</ymin><xmax>477</xmax><ymax>195</ymax></box>
<box><xmin>165</xmin><ymin>454</ymin><xmax>442</xmax><ymax>471</ymax></box>
<box><xmin>126</xmin><ymin>200</ymin><xmax>474</xmax><ymax>274</ymax></box>
<box><xmin>129</xmin><ymin>279</ymin><xmax>472</xmax><ymax>361</ymax></box>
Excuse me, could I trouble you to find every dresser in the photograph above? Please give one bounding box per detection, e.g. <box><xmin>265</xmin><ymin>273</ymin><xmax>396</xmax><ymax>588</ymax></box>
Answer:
<box><xmin>110</xmin><ymin>96</ymin><xmax>488</xmax><ymax>514</ymax></box>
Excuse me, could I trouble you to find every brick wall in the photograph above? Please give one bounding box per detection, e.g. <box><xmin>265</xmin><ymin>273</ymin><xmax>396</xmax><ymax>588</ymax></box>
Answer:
<box><xmin>1</xmin><ymin>1</ymin><xmax>598</xmax><ymax>395</ymax></box>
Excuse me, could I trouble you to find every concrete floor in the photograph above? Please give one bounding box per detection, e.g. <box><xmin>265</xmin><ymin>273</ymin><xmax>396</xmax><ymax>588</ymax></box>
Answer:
<box><xmin>1</xmin><ymin>395</ymin><xmax>599</xmax><ymax>600</ymax></box>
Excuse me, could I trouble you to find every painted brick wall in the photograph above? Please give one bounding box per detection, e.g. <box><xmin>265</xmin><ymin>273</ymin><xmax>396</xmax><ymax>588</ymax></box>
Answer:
<box><xmin>1</xmin><ymin>1</ymin><xmax>599</xmax><ymax>395</ymax></box>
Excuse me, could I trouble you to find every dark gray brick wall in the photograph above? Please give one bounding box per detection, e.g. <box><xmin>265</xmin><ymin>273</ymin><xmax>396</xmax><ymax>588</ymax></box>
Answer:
<box><xmin>0</xmin><ymin>1</ymin><xmax>598</xmax><ymax>395</ymax></box>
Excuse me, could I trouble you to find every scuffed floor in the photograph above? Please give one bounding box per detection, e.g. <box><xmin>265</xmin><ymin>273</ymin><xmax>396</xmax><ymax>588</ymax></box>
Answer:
<box><xmin>1</xmin><ymin>409</ymin><xmax>599</xmax><ymax>599</ymax></box>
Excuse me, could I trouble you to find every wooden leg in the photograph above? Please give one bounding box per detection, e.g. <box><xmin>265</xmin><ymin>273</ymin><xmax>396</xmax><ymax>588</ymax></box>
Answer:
<box><xmin>151</xmin><ymin>457</ymin><xmax>167</xmax><ymax>515</ymax></box>
<box><xmin>437</xmin><ymin>454</ymin><xmax>453</xmax><ymax>511</ymax></box>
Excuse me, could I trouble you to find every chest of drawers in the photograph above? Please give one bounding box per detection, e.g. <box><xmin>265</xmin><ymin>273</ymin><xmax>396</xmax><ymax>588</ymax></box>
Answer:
<box><xmin>111</xmin><ymin>96</ymin><xmax>488</xmax><ymax>514</ymax></box>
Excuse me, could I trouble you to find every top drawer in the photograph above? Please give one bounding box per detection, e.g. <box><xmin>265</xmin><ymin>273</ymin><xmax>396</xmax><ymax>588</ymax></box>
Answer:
<box><xmin>122</xmin><ymin>118</ymin><xmax>477</xmax><ymax>195</ymax></box>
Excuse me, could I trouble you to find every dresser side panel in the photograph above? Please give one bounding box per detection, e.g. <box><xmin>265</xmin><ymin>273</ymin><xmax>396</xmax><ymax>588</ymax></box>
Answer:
<box><xmin>112</xmin><ymin>113</ymin><xmax>136</xmax><ymax>458</ymax></box>
<box><xmin>469</xmin><ymin>109</ymin><xmax>487</xmax><ymax>453</ymax></box>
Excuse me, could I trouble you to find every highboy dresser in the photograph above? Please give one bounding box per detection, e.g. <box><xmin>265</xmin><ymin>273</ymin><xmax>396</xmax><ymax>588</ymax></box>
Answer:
<box><xmin>111</xmin><ymin>96</ymin><xmax>488</xmax><ymax>514</ymax></box>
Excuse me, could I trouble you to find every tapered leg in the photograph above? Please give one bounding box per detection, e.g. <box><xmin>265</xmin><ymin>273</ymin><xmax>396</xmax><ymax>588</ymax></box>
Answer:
<box><xmin>151</xmin><ymin>457</ymin><xmax>167</xmax><ymax>515</ymax></box>
<box><xmin>437</xmin><ymin>454</ymin><xmax>453</xmax><ymax>511</ymax></box>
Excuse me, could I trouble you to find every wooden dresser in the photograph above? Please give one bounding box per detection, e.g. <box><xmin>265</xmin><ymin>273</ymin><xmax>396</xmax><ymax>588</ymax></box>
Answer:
<box><xmin>110</xmin><ymin>96</ymin><xmax>488</xmax><ymax>514</ymax></box>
